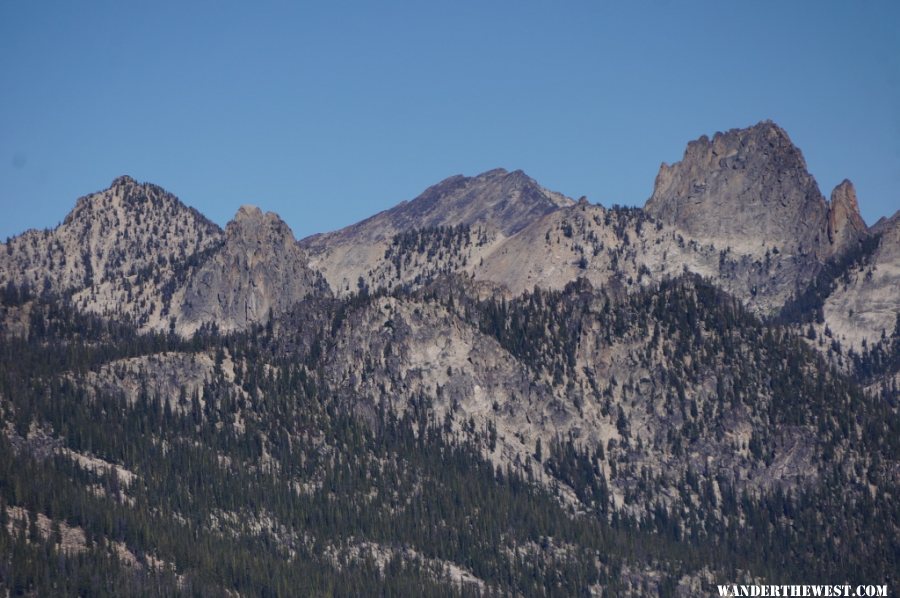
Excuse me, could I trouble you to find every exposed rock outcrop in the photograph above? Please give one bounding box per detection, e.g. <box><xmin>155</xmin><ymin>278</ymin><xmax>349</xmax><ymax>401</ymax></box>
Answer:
<box><xmin>645</xmin><ymin>121</ymin><xmax>831</xmax><ymax>258</ymax></box>
<box><xmin>821</xmin><ymin>210</ymin><xmax>900</xmax><ymax>350</ymax></box>
<box><xmin>0</xmin><ymin>176</ymin><xmax>222</xmax><ymax>294</ymax></box>
<box><xmin>301</xmin><ymin>168</ymin><xmax>573</xmax><ymax>294</ymax></box>
<box><xmin>1</xmin><ymin>123</ymin><xmax>893</xmax><ymax>350</ymax></box>
<box><xmin>177</xmin><ymin>205</ymin><xmax>329</xmax><ymax>334</ymax></box>
<box><xmin>0</xmin><ymin>176</ymin><xmax>223</xmax><ymax>329</ymax></box>
<box><xmin>826</xmin><ymin>179</ymin><xmax>868</xmax><ymax>253</ymax></box>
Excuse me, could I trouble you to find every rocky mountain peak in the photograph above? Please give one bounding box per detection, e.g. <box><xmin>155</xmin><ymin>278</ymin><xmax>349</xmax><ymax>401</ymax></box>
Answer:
<box><xmin>1</xmin><ymin>177</ymin><xmax>222</xmax><ymax>299</ymax></box>
<box><xmin>234</xmin><ymin>204</ymin><xmax>264</xmax><ymax>221</ymax></box>
<box><xmin>300</xmin><ymin>168</ymin><xmax>574</xmax><ymax>294</ymax></box>
<box><xmin>871</xmin><ymin>210</ymin><xmax>900</xmax><ymax>237</ymax></box>
<box><xmin>645</xmin><ymin>120</ymin><xmax>830</xmax><ymax>256</ymax></box>
<box><xmin>481</xmin><ymin>167</ymin><xmax>535</xmax><ymax>188</ymax></box>
<box><xmin>673</xmin><ymin>120</ymin><xmax>802</xmax><ymax>169</ymax></box>
<box><xmin>225</xmin><ymin>205</ymin><xmax>298</xmax><ymax>256</ymax></box>
<box><xmin>479</xmin><ymin>167</ymin><xmax>512</xmax><ymax>178</ymax></box>
<box><xmin>176</xmin><ymin>205</ymin><xmax>328</xmax><ymax>334</ymax></box>
<box><xmin>383</xmin><ymin>167</ymin><xmax>573</xmax><ymax>237</ymax></box>
<box><xmin>110</xmin><ymin>174</ymin><xmax>138</xmax><ymax>188</ymax></box>
<box><xmin>826</xmin><ymin>179</ymin><xmax>867</xmax><ymax>252</ymax></box>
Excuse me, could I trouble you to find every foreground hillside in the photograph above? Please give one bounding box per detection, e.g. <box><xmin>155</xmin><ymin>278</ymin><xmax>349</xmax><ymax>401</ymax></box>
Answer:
<box><xmin>1</xmin><ymin>274</ymin><xmax>898</xmax><ymax>595</ymax></box>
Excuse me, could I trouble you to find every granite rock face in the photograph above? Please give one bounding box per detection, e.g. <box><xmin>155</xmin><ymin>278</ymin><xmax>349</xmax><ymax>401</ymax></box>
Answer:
<box><xmin>645</xmin><ymin>121</ymin><xmax>832</xmax><ymax>258</ymax></box>
<box><xmin>826</xmin><ymin>179</ymin><xmax>868</xmax><ymax>254</ymax></box>
<box><xmin>821</xmin><ymin>209</ymin><xmax>900</xmax><ymax>351</ymax></box>
<box><xmin>641</xmin><ymin>121</ymin><xmax>884</xmax><ymax>318</ymax></box>
<box><xmin>177</xmin><ymin>206</ymin><xmax>329</xmax><ymax>334</ymax></box>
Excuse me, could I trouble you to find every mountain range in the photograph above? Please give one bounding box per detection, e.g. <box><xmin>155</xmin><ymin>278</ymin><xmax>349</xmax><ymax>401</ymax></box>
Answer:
<box><xmin>1</xmin><ymin>121</ymin><xmax>897</xmax><ymax>595</ymax></box>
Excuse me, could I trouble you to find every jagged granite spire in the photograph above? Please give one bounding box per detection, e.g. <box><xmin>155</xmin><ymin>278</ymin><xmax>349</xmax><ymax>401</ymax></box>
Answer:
<box><xmin>177</xmin><ymin>205</ymin><xmax>329</xmax><ymax>334</ymax></box>
<box><xmin>827</xmin><ymin>179</ymin><xmax>868</xmax><ymax>253</ymax></box>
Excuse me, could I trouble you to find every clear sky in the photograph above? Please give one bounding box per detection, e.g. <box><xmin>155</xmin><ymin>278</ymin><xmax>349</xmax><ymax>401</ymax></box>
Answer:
<box><xmin>1</xmin><ymin>1</ymin><xmax>898</xmax><ymax>242</ymax></box>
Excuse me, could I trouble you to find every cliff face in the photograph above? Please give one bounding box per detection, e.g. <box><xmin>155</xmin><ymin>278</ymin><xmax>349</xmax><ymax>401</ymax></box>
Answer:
<box><xmin>821</xmin><ymin>210</ymin><xmax>900</xmax><ymax>352</ymax></box>
<box><xmin>645</xmin><ymin>121</ymin><xmax>832</xmax><ymax>258</ymax></box>
<box><xmin>827</xmin><ymin>179</ymin><xmax>868</xmax><ymax>254</ymax></box>
<box><xmin>176</xmin><ymin>206</ymin><xmax>329</xmax><ymax>334</ymax></box>
<box><xmin>640</xmin><ymin>121</ymin><xmax>884</xmax><ymax>321</ymax></box>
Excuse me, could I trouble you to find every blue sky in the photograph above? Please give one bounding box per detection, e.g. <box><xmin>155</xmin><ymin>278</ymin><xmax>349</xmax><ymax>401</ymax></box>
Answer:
<box><xmin>1</xmin><ymin>1</ymin><xmax>898</xmax><ymax>241</ymax></box>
